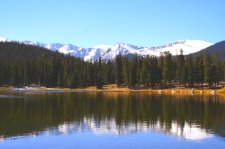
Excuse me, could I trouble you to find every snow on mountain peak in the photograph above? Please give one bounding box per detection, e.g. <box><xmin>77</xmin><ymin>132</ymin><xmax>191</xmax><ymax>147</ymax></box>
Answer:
<box><xmin>0</xmin><ymin>36</ymin><xmax>213</xmax><ymax>61</ymax></box>
<box><xmin>0</xmin><ymin>36</ymin><xmax>9</xmax><ymax>42</ymax></box>
<box><xmin>141</xmin><ymin>40</ymin><xmax>213</xmax><ymax>56</ymax></box>
<box><xmin>93</xmin><ymin>44</ymin><xmax>113</xmax><ymax>50</ymax></box>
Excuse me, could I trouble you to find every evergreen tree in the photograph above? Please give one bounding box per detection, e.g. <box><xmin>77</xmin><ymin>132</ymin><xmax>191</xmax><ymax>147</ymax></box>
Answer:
<box><xmin>158</xmin><ymin>53</ymin><xmax>164</xmax><ymax>86</ymax></box>
<box><xmin>194</xmin><ymin>55</ymin><xmax>205</xmax><ymax>88</ymax></box>
<box><xmin>122</xmin><ymin>57</ymin><xmax>130</xmax><ymax>86</ymax></box>
<box><xmin>140</xmin><ymin>56</ymin><xmax>149</xmax><ymax>87</ymax></box>
<box><xmin>204</xmin><ymin>52</ymin><xmax>212</xmax><ymax>87</ymax></box>
<box><xmin>115</xmin><ymin>54</ymin><xmax>123</xmax><ymax>86</ymax></box>
<box><xmin>149</xmin><ymin>56</ymin><xmax>159</xmax><ymax>87</ymax></box>
<box><xmin>96</xmin><ymin>58</ymin><xmax>103</xmax><ymax>89</ymax></box>
<box><xmin>162</xmin><ymin>52</ymin><xmax>173</xmax><ymax>86</ymax></box>
<box><xmin>176</xmin><ymin>49</ymin><xmax>186</xmax><ymax>86</ymax></box>
<box><xmin>211</xmin><ymin>55</ymin><xmax>223</xmax><ymax>87</ymax></box>
<box><xmin>129</xmin><ymin>55</ymin><xmax>138</xmax><ymax>88</ymax></box>
<box><xmin>186</xmin><ymin>55</ymin><xmax>194</xmax><ymax>87</ymax></box>
<box><xmin>0</xmin><ymin>42</ymin><xmax>224</xmax><ymax>89</ymax></box>
<box><xmin>105</xmin><ymin>60</ymin><xmax>114</xmax><ymax>84</ymax></box>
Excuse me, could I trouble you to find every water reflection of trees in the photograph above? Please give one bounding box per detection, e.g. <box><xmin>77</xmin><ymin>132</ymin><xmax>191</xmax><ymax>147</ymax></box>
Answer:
<box><xmin>0</xmin><ymin>92</ymin><xmax>224</xmax><ymax>138</ymax></box>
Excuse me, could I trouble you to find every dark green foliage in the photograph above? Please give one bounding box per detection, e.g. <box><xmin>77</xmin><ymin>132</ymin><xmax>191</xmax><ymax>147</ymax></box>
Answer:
<box><xmin>96</xmin><ymin>58</ymin><xmax>103</xmax><ymax>89</ymax></box>
<box><xmin>194</xmin><ymin>55</ymin><xmax>205</xmax><ymax>88</ymax></box>
<box><xmin>192</xmin><ymin>40</ymin><xmax>225</xmax><ymax>60</ymax></box>
<box><xmin>122</xmin><ymin>57</ymin><xmax>130</xmax><ymax>85</ymax></box>
<box><xmin>115</xmin><ymin>54</ymin><xmax>123</xmax><ymax>86</ymax></box>
<box><xmin>204</xmin><ymin>52</ymin><xmax>213</xmax><ymax>87</ymax></box>
<box><xmin>162</xmin><ymin>52</ymin><xmax>173</xmax><ymax>85</ymax></box>
<box><xmin>105</xmin><ymin>60</ymin><xmax>114</xmax><ymax>84</ymax></box>
<box><xmin>149</xmin><ymin>56</ymin><xmax>160</xmax><ymax>87</ymax></box>
<box><xmin>0</xmin><ymin>42</ymin><xmax>224</xmax><ymax>89</ymax></box>
<box><xmin>186</xmin><ymin>55</ymin><xmax>194</xmax><ymax>87</ymax></box>
<box><xmin>128</xmin><ymin>54</ymin><xmax>138</xmax><ymax>88</ymax></box>
<box><xmin>0</xmin><ymin>42</ymin><xmax>103</xmax><ymax>88</ymax></box>
<box><xmin>176</xmin><ymin>49</ymin><xmax>186</xmax><ymax>86</ymax></box>
<box><xmin>140</xmin><ymin>56</ymin><xmax>149</xmax><ymax>86</ymax></box>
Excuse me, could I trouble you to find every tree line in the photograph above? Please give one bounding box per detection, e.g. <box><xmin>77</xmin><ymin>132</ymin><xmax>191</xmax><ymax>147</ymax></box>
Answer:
<box><xmin>0</xmin><ymin>42</ymin><xmax>224</xmax><ymax>89</ymax></box>
<box><xmin>114</xmin><ymin>50</ymin><xmax>225</xmax><ymax>89</ymax></box>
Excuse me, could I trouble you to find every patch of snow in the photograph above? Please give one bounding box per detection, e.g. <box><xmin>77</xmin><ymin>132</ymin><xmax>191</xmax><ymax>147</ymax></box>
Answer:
<box><xmin>0</xmin><ymin>36</ymin><xmax>9</xmax><ymax>42</ymax></box>
<box><xmin>48</xmin><ymin>118</ymin><xmax>213</xmax><ymax>140</ymax></box>
<box><xmin>0</xmin><ymin>35</ymin><xmax>214</xmax><ymax>61</ymax></box>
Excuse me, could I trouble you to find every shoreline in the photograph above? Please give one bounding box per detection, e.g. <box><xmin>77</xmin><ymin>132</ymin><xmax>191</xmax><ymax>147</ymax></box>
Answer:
<box><xmin>1</xmin><ymin>84</ymin><xmax>225</xmax><ymax>95</ymax></box>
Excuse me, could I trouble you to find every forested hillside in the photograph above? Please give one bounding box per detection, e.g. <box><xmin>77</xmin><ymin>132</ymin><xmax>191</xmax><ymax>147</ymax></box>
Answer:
<box><xmin>0</xmin><ymin>42</ymin><xmax>87</xmax><ymax>87</ymax></box>
<box><xmin>0</xmin><ymin>42</ymin><xmax>224</xmax><ymax>89</ymax></box>
<box><xmin>191</xmin><ymin>40</ymin><xmax>225</xmax><ymax>60</ymax></box>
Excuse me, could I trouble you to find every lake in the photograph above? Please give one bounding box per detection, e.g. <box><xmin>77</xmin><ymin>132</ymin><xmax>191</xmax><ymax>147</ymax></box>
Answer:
<box><xmin>0</xmin><ymin>91</ymin><xmax>224</xmax><ymax>148</ymax></box>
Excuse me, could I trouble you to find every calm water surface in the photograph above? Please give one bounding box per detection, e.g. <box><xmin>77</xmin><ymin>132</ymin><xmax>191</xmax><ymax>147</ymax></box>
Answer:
<box><xmin>0</xmin><ymin>91</ymin><xmax>224</xmax><ymax>148</ymax></box>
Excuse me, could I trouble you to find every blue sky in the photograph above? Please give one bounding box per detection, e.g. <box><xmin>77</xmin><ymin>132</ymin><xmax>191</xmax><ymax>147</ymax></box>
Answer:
<box><xmin>0</xmin><ymin>0</ymin><xmax>225</xmax><ymax>47</ymax></box>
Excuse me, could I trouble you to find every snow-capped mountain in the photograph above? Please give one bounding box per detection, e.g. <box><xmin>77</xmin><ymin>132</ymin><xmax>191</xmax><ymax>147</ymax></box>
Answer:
<box><xmin>0</xmin><ymin>36</ymin><xmax>9</xmax><ymax>42</ymax></box>
<box><xmin>0</xmin><ymin>36</ymin><xmax>213</xmax><ymax>61</ymax></box>
<box><xmin>0</xmin><ymin>118</ymin><xmax>212</xmax><ymax>141</ymax></box>
<box><xmin>56</xmin><ymin>118</ymin><xmax>211</xmax><ymax>140</ymax></box>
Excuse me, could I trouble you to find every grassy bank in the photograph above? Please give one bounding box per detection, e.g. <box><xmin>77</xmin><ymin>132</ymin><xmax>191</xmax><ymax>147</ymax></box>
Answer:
<box><xmin>75</xmin><ymin>84</ymin><xmax>220</xmax><ymax>95</ymax></box>
<box><xmin>1</xmin><ymin>84</ymin><xmax>225</xmax><ymax>95</ymax></box>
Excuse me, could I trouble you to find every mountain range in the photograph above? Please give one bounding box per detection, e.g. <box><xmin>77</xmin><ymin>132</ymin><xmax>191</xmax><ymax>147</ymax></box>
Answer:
<box><xmin>0</xmin><ymin>36</ymin><xmax>214</xmax><ymax>61</ymax></box>
<box><xmin>191</xmin><ymin>40</ymin><xmax>225</xmax><ymax>60</ymax></box>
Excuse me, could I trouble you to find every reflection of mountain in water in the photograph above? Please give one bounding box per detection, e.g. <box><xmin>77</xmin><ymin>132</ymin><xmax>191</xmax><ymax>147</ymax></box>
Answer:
<box><xmin>1</xmin><ymin>118</ymin><xmax>211</xmax><ymax>141</ymax></box>
<box><xmin>55</xmin><ymin>118</ymin><xmax>212</xmax><ymax>140</ymax></box>
<box><xmin>0</xmin><ymin>92</ymin><xmax>224</xmax><ymax>140</ymax></box>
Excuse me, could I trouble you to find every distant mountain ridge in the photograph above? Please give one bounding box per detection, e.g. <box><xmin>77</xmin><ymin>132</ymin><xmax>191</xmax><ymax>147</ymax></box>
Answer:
<box><xmin>0</xmin><ymin>36</ymin><xmax>213</xmax><ymax>61</ymax></box>
<box><xmin>191</xmin><ymin>40</ymin><xmax>225</xmax><ymax>60</ymax></box>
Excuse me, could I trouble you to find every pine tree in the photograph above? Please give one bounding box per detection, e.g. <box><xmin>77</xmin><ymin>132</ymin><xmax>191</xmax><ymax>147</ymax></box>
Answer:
<box><xmin>204</xmin><ymin>52</ymin><xmax>212</xmax><ymax>87</ymax></box>
<box><xmin>129</xmin><ymin>54</ymin><xmax>138</xmax><ymax>88</ymax></box>
<box><xmin>137</xmin><ymin>57</ymin><xmax>142</xmax><ymax>84</ymax></box>
<box><xmin>0</xmin><ymin>41</ymin><xmax>224</xmax><ymax>89</ymax></box>
<box><xmin>122</xmin><ymin>57</ymin><xmax>130</xmax><ymax>86</ymax></box>
<box><xmin>140</xmin><ymin>56</ymin><xmax>149</xmax><ymax>87</ymax></box>
<box><xmin>212</xmin><ymin>55</ymin><xmax>223</xmax><ymax>87</ymax></box>
<box><xmin>158</xmin><ymin>53</ymin><xmax>164</xmax><ymax>86</ymax></box>
<box><xmin>194</xmin><ymin>55</ymin><xmax>204</xmax><ymax>89</ymax></box>
<box><xmin>186</xmin><ymin>55</ymin><xmax>194</xmax><ymax>87</ymax></box>
<box><xmin>162</xmin><ymin>51</ymin><xmax>173</xmax><ymax>86</ymax></box>
<box><xmin>96</xmin><ymin>58</ymin><xmax>103</xmax><ymax>89</ymax></box>
<box><xmin>176</xmin><ymin>49</ymin><xmax>186</xmax><ymax>86</ymax></box>
<box><xmin>106</xmin><ymin>60</ymin><xmax>114</xmax><ymax>84</ymax></box>
<box><xmin>115</xmin><ymin>54</ymin><xmax>123</xmax><ymax>86</ymax></box>
<box><xmin>149</xmin><ymin>56</ymin><xmax>159</xmax><ymax>87</ymax></box>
